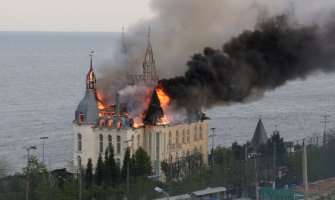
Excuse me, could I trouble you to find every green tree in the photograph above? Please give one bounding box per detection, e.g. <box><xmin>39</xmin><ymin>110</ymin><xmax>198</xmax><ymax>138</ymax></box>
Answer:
<box><xmin>22</xmin><ymin>155</ymin><xmax>47</xmax><ymax>174</ymax></box>
<box><xmin>103</xmin><ymin>148</ymin><xmax>111</xmax><ymax>183</ymax></box>
<box><xmin>108</xmin><ymin>146</ymin><xmax>120</xmax><ymax>185</ymax></box>
<box><xmin>121</xmin><ymin>147</ymin><xmax>131</xmax><ymax>180</ymax></box>
<box><xmin>95</xmin><ymin>154</ymin><xmax>104</xmax><ymax>186</ymax></box>
<box><xmin>84</xmin><ymin>158</ymin><xmax>93</xmax><ymax>189</ymax></box>
<box><xmin>133</xmin><ymin>147</ymin><xmax>152</xmax><ymax>176</ymax></box>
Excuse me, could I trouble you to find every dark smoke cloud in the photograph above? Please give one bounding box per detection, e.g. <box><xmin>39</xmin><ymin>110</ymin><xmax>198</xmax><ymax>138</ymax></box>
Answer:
<box><xmin>159</xmin><ymin>13</ymin><xmax>335</xmax><ymax>110</ymax></box>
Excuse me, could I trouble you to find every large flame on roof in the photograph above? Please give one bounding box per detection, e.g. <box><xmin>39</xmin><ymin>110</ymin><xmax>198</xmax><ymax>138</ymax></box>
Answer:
<box><xmin>156</xmin><ymin>84</ymin><xmax>171</xmax><ymax>106</ymax></box>
<box><xmin>155</xmin><ymin>84</ymin><xmax>171</xmax><ymax>125</ymax></box>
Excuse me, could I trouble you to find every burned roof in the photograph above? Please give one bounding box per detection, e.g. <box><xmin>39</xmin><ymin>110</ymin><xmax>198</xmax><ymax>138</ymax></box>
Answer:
<box><xmin>144</xmin><ymin>90</ymin><xmax>164</xmax><ymax>125</ymax></box>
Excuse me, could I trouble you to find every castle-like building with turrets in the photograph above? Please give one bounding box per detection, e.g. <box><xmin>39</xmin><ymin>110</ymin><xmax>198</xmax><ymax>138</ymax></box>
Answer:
<box><xmin>68</xmin><ymin>30</ymin><xmax>209</xmax><ymax>179</ymax></box>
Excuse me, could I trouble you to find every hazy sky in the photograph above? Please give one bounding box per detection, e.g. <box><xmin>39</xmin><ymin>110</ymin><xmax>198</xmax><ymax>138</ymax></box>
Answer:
<box><xmin>0</xmin><ymin>0</ymin><xmax>153</xmax><ymax>32</ymax></box>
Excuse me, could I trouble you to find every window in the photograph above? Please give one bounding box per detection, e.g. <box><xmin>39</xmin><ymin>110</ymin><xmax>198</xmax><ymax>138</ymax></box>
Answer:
<box><xmin>194</xmin><ymin>126</ymin><xmax>198</xmax><ymax>141</ymax></box>
<box><xmin>175</xmin><ymin>131</ymin><xmax>179</xmax><ymax>144</ymax></box>
<box><xmin>137</xmin><ymin>134</ymin><xmax>140</xmax><ymax>148</ymax></box>
<box><xmin>77</xmin><ymin>134</ymin><xmax>82</xmax><ymax>152</ymax></box>
<box><xmin>99</xmin><ymin>119</ymin><xmax>105</xmax><ymax>129</ymax></box>
<box><xmin>108</xmin><ymin>120</ymin><xmax>114</xmax><ymax>129</ymax></box>
<box><xmin>187</xmin><ymin>129</ymin><xmax>190</xmax><ymax>143</ymax></box>
<box><xmin>168</xmin><ymin>132</ymin><xmax>172</xmax><ymax>144</ymax></box>
<box><xmin>79</xmin><ymin>113</ymin><xmax>84</xmax><ymax>124</ymax></box>
<box><xmin>131</xmin><ymin>135</ymin><xmax>134</xmax><ymax>149</ymax></box>
<box><xmin>199</xmin><ymin>125</ymin><xmax>203</xmax><ymax>139</ymax></box>
<box><xmin>99</xmin><ymin>134</ymin><xmax>103</xmax><ymax>153</ymax></box>
<box><xmin>116</xmin><ymin>158</ymin><xmax>121</xmax><ymax>167</ymax></box>
<box><xmin>182</xmin><ymin>130</ymin><xmax>185</xmax><ymax>143</ymax></box>
<box><xmin>108</xmin><ymin>135</ymin><xmax>112</xmax><ymax>151</ymax></box>
<box><xmin>78</xmin><ymin>156</ymin><xmax>82</xmax><ymax>168</ymax></box>
<box><xmin>117</xmin><ymin>135</ymin><xmax>121</xmax><ymax>153</ymax></box>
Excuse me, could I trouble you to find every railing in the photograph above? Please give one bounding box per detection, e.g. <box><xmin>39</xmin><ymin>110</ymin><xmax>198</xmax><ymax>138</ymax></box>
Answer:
<box><xmin>168</xmin><ymin>143</ymin><xmax>182</xmax><ymax>150</ymax></box>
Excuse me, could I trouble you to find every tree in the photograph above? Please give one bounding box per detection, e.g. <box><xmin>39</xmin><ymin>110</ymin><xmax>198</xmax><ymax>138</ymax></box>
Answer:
<box><xmin>103</xmin><ymin>148</ymin><xmax>111</xmax><ymax>183</ymax></box>
<box><xmin>84</xmin><ymin>158</ymin><xmax>93</xmax><ymax>189</ymax></box>
<box><xmin>22</xmin><ymin>155</ymin><xmax>47</xmax><ymax>175</ymax></box>
<box><xmin>0</xmin><ymin>157</ymin><xmax>11</xmax><ymax>177</ymax></box>
<box><xmin>108</xmin><ymin>146</ymin><xmax>120</xmax><ymax>184</ymax></box>
<box><xmin>132</xmin><ymin>147</ymin><xmax>152</xmax><ymax>176</ymax></box>
<box><xmin>95</xmin><ymin>154</ymin><xmax>104</xmax><ymax>186</ymax></box>
<box><xmin>121</xmin><ymin>147</ymin><xmax>131</xmax><ymax>179</ymax></box>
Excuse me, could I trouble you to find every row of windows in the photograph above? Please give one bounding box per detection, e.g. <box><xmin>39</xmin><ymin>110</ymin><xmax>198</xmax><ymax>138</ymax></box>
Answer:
<box><xmin>167</xmin><ymin>126</ymin><xmax>203</xmax><ymax>145</ymax></box>
<box><xmin>77</xmin><ymin>133</ymin><xmax>141</xmax><ymax>154</ymax></box>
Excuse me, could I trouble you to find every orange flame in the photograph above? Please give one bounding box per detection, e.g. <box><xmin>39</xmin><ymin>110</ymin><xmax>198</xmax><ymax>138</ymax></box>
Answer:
<box><xmin>156</xmin><ymin>84</ymin><xmax>171</xmax><ymax>106</ymax></box>
<box><xmin>155</xmin><ymin>84</ymin><xmax>171</xmax><ymax>125</ymax></box>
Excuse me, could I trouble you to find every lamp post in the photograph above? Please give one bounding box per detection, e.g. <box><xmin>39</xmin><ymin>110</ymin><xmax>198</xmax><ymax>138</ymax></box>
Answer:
<box><xmin>26</xmin><ymin>146</ymin><xmax>36</xmax><ymax>200</ymax></box>
<box><xmin>248</xmin><ymin>152</ymin><xmax>260</xmax><ymax>200</ymax></box>
<box><xmin>40</xmin><ymin>137</ymin><xmax>48</xmax><ymax>164</ymax></box>
<box><xmin>154</xmin><ymin>187</ymin><xmax>169</xmax><ymax>199</ymax></box>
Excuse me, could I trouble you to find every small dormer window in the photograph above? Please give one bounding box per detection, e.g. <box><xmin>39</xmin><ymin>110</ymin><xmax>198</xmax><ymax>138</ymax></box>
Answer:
<box><xmin>99</xmin><ymin>119</ymin><xmax>105</xmax><ymax>129</ymax></box>
<box><xmin>79</xmin><ymin>113</ymin><xmax>84</xmax><ymax>124</ymax></box>
<box><xmin>117</xmin><ymin>120</ymin><xmax>122</xmax><ymax>129</ymax></box>
<box><xmin>108</xmin><ymin>120</ymin><xmax>114</xmax><ymax>129</ymax></box>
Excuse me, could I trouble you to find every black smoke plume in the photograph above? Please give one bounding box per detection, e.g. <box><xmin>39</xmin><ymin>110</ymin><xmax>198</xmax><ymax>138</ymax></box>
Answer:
<box><xmin>159</xmin><ymin>14</ymin><xmax>335</xmax><ymax>110</ymax></box>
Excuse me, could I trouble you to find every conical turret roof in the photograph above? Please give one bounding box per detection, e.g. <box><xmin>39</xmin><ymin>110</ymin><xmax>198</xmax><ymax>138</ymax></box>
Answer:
<box><xmin>251</xmin><ymin>118</ymin><xmax>268</xmax><ymax>151</ymax></box>
<box><xmin>144</xmin><ymin>90</ymin><xmax>164</xmax><ymax>125</ymax></box>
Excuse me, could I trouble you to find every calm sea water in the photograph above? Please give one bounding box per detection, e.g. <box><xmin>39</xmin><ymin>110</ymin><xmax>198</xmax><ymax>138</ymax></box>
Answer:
<box><xmin>0</xmin><ymin>32</ymin><xmax>334</xmax><ymax>172</ymax></box>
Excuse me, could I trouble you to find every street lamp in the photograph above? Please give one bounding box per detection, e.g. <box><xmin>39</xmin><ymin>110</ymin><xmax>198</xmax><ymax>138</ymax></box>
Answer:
<box><xmin>154</xmin><ymin>187</ymin><xmax>169</xmax><ymax>199</ymax></box>
<box><xmin>40</xmin><ymin>137</ymin><xmax>48</xmax><ymax>164</ymax></box>
<box><xmin>248</xmin><ymin>152</ymin><xmax>261</xmax><ymax>200</ymax></box>
<box><xmin>25</xmin><ymin>146</ymin><xmax>36</xmax><ymax>200</ymax></box>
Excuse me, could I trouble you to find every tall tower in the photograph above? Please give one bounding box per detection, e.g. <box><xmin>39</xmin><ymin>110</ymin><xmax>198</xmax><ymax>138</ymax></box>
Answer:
<box><xmin>74</xmin><ymin>51</ymin><xmax>99</xmax><ymax>125</ymax></box>
<box><xmin>142</xmin><ymin>27</ymin><xmax>158</xmax><ymax>85</ymax></box>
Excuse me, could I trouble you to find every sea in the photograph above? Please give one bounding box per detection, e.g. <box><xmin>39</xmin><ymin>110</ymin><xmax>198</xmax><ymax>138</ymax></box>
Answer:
<box><xmin>1</xmin><ymin>31</ymin><xmax>335</xmax><ymax>172</ymax></box>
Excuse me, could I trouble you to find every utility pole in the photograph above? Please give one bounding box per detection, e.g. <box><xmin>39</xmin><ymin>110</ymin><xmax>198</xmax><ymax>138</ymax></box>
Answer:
<box><xmin>209</xmin><ymin>128</ymin><xmax>217</xmax><ymax>169</ymax></box>
<box><xmin>40</xmin><ymin>137</ymin><xmax>48</xmax><ymax>164</ymax></box>
<box><xmin>321</xmin><ymin>115</ymin><xmax>330</xmax><ymax>145</ymax></box>
<box><xmin>302</xmin><ymin>139</ymin><xmax>308</xmax><ymax>193</ymax></box>
<box><xmin>25</xmin><ymin>146</ymin><xmax>36</xmax><ymax>200</ymax></box>
<box><xmin>248</xmin><ymin>152</ymin><xmax>260</xmax><ymax>200</ymax></box>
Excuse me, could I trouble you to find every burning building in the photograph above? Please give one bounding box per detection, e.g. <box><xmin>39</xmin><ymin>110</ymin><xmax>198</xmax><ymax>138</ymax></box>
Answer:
<box><xmin>68</xmin><ymin>34</ymin><xmax>209</xmax><ymax>178</ymax></box>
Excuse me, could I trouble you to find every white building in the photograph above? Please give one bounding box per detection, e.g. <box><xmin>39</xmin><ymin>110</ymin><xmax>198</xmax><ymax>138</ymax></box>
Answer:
<box><xmin>68</xmin><ymin>34</ymin><xmax>209</xmax><ymax>177</ymax></box>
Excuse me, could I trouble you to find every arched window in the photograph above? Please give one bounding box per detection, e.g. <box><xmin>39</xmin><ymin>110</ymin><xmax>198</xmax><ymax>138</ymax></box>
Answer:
<box><xmin>108</xmin><ymin>135</ymin><xmax>112</xmax><ymax>151</ymax></box>
<box><xmin>137</xmin><ymin>134</ymin><xmax>140</xmax><ymax>148</ymax></box>
<box><xmin>182</xmin><ymin>130</ymin><xmax>185</xmax><ymax>143</ymax></box>
<box><xmin>194</xmin><ymin>126</ymin><xmax>198</xmax><ymax>141</ymax></box>
<box><xmin>187</xmin><ymin>129</ymin><xmax>190</xmax><ymax>143</ymax></box>
<box><xmin>99</xmin><ymin>134</ymin><xmax>103</xmax><ymax>153</ymax></box>
<box><xmin>99</xmin><ymin>119</ymin><xmax>105</xmax><ymax>129</ymax></box>
<box><xmin>78</xmin><ymin>156</ymin><xmax>82</xmax><ymax>168</ymax></box>
<box><xmin>168</xmin><ymin>132</ymin><xmax>172</xmax><ymax>144</ymax></box>
<box><xmin>77</xmin><ymin>133</ymin><xmax>82</xmax><ymax>152</ymax></box>
<box><xmin>117</xmin><ymin>135</ymin><xmax>121</xmax><ymax>153</ymax></box>
<box><xmin>79</xmin><ymin>113</ymin><xmax>84</xmax><ymax>124</ymax></box>
<box><xmin>108</xmin><ymin>120</ymin><xmax>114</xmax><ymax>129</ymax></box>
<box><xmin>175</xmin><ymin>131</ymin><xmax>179</xmax><ymax>144</ymax></box>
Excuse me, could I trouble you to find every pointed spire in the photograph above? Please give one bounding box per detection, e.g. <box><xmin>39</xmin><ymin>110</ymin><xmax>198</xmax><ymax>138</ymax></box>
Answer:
<box><xmin>251</xmin><ymin>118</ymin><xmax>268</xmax><ymax>151</ymax></box>
<box><xmin>148</xmin><ymin>25</ymin><xmax>151</xmax><ymax>39</ymax></box>
<box><xmin>144</xmin><ymin>90</ymin><xmax>164</xmax><ymax>125</ymax></box>
<box><xmin>86</xmin><ymin>51</ymin><xmax>96</xmax><ymax>89</ymax></box>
